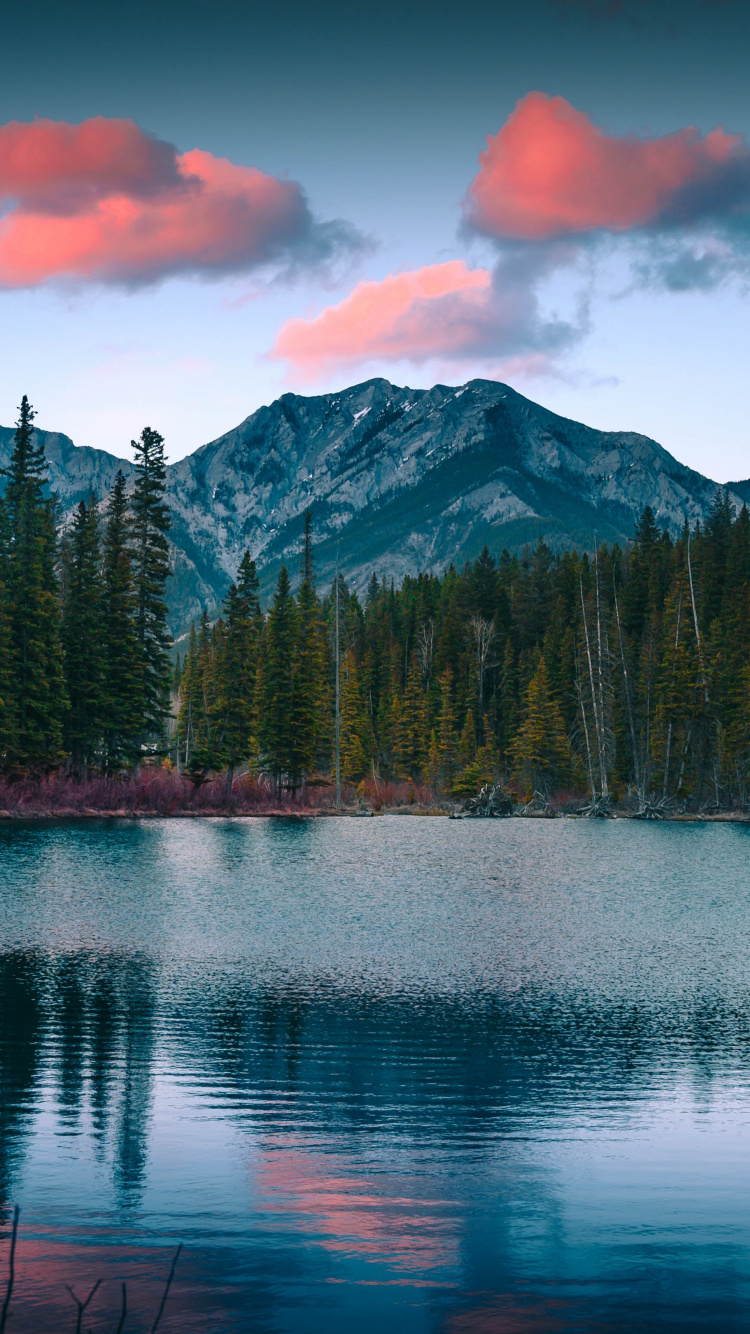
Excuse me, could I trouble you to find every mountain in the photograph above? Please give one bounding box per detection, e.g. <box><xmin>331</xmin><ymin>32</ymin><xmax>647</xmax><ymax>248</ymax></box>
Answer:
<box><xmin>0</xmin><ymin>378</ymin><xmax>744</xmax><ymax>639</ymax></box>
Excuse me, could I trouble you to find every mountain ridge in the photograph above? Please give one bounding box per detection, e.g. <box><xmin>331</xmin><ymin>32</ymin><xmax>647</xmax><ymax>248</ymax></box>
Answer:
<box><xmin>0</xmin><ymin>378</ymin><xmax>744</xmax><ymax>638</ymax></box>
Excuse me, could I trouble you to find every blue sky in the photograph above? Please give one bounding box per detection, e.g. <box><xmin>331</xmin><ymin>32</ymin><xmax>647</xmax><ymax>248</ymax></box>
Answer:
<box><xmin>0</xmin><ymin>0</ymin><xmax>749</xmax><ymax>479</ymax></box>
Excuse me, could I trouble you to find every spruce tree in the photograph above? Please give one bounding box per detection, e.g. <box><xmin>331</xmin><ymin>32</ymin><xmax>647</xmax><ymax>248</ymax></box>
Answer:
<box><xmin>340</xmin><ymin>647</ymin><xmax>374</xmax><ymax>780</ymax></box>
<box><xmin>511</xmin><ymin>657</ymin><xmax>571</xmax><ymax>795</ymax></box>
<box><xmin>2</xmin><ymin>396</ymin><xmax>66</xmax><ymax>771</ymax></box>
<box><xmin>432</xmin><ymin>667</ymin><xmax>458</xmax><ymax>792</ymax></box>
<box><xmin>394</xmin><ymin>653</ymin><xmax>429</xmax><ymax>779</ymax></box>
<box><xmin>293</xmin><ymin>512</ymin><xmax>328</xmax><ymax>778</ymax></box>
<box><xmin>188</xmin><ymin>609</ymin><xmax>222</xmax><ymax>780</ymax></box>
<box><xmin>217</xmin><ymin>551</ymin><xmax>262</xmax><ymax>786</ymax></box>
<box><xmin>62</xmin><ymin>497</ymin><xmax>103</xmax><ymax>771</ymax></box>
<box><xmin>131</xmin><ymin>427</ymin><xmax>171</xmax><ymax>761</ymax></box>
<box><xmin>257</xmin><ymin>566</ymin><xmax>298</xmax><ymax>793</ymax></box>
<box><xmin>0</xmin><ymin>498</ymin><xmax>17</xmax><ymax>764</ymax></box>
<box><xmin>101</xmin><ymin>470</ymin><xmax>141</xmax><ymax>769</ymax></box>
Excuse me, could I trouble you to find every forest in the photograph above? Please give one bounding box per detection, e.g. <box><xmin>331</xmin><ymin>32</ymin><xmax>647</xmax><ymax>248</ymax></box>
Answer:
<box><xmin>2</xmin><ymin>396</ymin><xmax>750</xmax><ymax>813</ymax></box>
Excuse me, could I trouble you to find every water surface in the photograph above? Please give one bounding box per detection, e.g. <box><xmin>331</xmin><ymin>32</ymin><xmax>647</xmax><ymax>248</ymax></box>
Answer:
<box><xmin>1</xmin><ymin>816</ymin><xmax>749</xmax><ymax>1331</ymax></box>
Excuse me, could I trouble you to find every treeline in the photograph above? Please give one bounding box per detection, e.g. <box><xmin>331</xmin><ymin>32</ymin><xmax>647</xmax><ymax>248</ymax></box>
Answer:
<box><xmin>178</xmin><ymin>492</ymin><xmax>750</xmax><ymax>811</ymax></box>
<box><xmin>0</xmin><ymin>398</ymin><xmax>171</xmax><ymax>773</ymax></box>
<box><xmin>3</xmin><ymin>396</ymin><xmax>750</xmax><ymax>811</ymax></box>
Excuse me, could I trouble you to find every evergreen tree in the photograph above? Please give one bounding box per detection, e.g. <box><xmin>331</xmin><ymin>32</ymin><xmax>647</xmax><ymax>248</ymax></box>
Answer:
<box><xmin>130</xmin><ymin>426</ymin><xmax>171</xmax><ymax>758</ymax></box>
<box><xmin>189</xmin><ymin>609</ymin><xmax>222</xmax><ymax>779</ymax></box>
<box><xmin>394</xmin><ymin>653</ymin><xmax>428</xmax><ymax>778</ymax></box>
<box><xmin>340</xmin><ymin>647</ymin><xmax>374</xmax><ymax>780</ymax></box>
<box><xmin>2</xmin><ymin>396</ymin><xmax>66</xmax><ymax>770</ymax></box>
<box><xmin>257</xmin><ymin>566</ymin><xmax>298</xmax><ymax>792</ymax></box>
<box><xmin>293</xmin><ymin>513</ymin><xmax>328</xmax><ymax>778</ymax></box>
<box><xmin>430</xmin><ymin>667</ymin><xmax>458</xmax><ymax>792</ymax></box>
<box><xmin>0</xmin><ymin>497</ymin><xmax>17</xmax><ymax>764</ymax></box>
<box><xmin>511</xmin><ymin>657</ymin><xmax>571</xmax><ymax>795</ymax></box>
<box><xmin>217</xmin><ymin>551</ymin><xmax>261</xmax><ymax>785</ymax></box>
<box><xmin>62</xmin><ymin>497</ymin><xmax>103</xmax><ymax>770</ymax></box>
<box><xmin>101</xmin><ymin>470</ymin><xmax>141</xmax><ymax>768</ymax></box>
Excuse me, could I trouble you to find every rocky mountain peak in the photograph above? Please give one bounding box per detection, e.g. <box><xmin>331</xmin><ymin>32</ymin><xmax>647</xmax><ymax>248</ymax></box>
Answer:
<box><xmin>0</xmin><ymin>378</ymin><xmax>742</xmax><ymax>639</ymax></box>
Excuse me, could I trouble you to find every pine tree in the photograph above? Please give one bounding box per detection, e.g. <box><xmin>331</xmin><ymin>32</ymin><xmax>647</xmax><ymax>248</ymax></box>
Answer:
<box><xmin>0</xmin><ymin>497</ymin><xmax>17</xmax><ymax>764</ymax></box>
<box><xmin>62</xmin><ymin>497</ymin><xmax>103</xmax><ymax>770</ymax></box>
<box><xmin>2</xmin><ymin>396</ymin><xmax>66</xmax><ymax>771</ymax></box>
<box><xmin>292</xmin><ymin>513</ymin><xmax>328</xmax><ymax>778</ymax></box>
<box><xmin>430</xmin><ymin>667</ymin><xmax>458</xmax><ymax>792</ymax></box>
<box><xmin>340</xmin><ymin>647</ymin><xmax>374</xmax><ymax>780</ymax></box>
<box><xmin>394</xmin><ymin>653</ymin><xmax>429</xmax><ymax>778</ymax></box>
<box><xmin>130</xmin><ymin>426</ymin><xmax>171</xmax><ymax>761</ymax></box>
<box><xmin>191</xmin><ymin>609</ymin><xmax>222</xmax><ymax>778</ymax></box>
<box><xmin>497</xmin><ymin>638</ymin><xmax>519</xmax><ymax>761</ymax></box>
<box><xmin>217</xmin><ymin>551</ymin><xmax>261</xmax><ymax>785</ymax></box>
<box><xmin>101</xmin><ymin>470</ymin><xmax>141</xmax><ymax>769</ymax></box>
<box><xmin>511</xmin><ymin>657</ymin><xmax>571</xmax><ymax>795</ymax></box>
<box><xmin>257</xmin><ymin>566</ymin><xmax>298</xmax><ymax>793</ymax></box>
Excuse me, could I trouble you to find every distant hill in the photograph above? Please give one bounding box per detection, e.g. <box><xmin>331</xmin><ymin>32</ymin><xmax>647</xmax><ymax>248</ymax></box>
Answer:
<box><xmin>0</xmin><ymin>378</ymin><xmax>743</xmax><ymax>639</ymax></box>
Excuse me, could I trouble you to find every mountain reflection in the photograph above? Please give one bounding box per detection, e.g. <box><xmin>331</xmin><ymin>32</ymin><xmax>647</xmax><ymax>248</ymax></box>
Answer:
<box><xmin>3</xmin><ymin>947</ymin><xmax>750</xmax><ymax>1202</ymax></box>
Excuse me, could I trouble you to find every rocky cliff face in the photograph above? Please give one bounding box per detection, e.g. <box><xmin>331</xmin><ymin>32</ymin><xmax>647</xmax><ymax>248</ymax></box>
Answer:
<box><xmin>0</xmin><ymin>378</ymin><xmax>742</xmax><ymax>638</ymax></box>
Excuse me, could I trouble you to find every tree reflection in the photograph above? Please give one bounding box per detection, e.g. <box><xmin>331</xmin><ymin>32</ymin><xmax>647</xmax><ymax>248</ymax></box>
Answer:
<box><xmin>0</xmin><ymin>950</ymin><xmax>157</xmax><ymax>1209</ymax></box>
<box><xmin>0</xmin><ymin>952</ymin><xmax>46</xmax><ymax>1213</ymax></box>
<box><xmin>2</xmin><ymin>950</ymin><xmax>750</xmax><ymax>1207</ymax></box>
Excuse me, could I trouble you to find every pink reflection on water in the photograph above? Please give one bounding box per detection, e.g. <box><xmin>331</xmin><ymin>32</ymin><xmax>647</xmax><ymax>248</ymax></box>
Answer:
<box><xmin>0</xmin><ymin>1225</ymin><xmax>200</xmax><ymax>1333</ymax></box>
<box><xmin>256</xmin><ymin>1139</ymin><xmax>460</xmax><ymax>1274</ymax></box>
<box><xmin>447</xmin><ymin>1291</ymin><xmax>603</xmax><ymax>1332</ymax></box>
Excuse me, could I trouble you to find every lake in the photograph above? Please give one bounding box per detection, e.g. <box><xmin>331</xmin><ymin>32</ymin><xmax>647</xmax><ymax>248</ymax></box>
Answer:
<box><xmin>1</xmin><ymin>816</ymin><xmax>750</xmax><ymax>1331</ymax></box>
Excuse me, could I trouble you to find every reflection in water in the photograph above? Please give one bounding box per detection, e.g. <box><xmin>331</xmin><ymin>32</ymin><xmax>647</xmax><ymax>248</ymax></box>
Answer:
<box><xmin>0</xmin><ymin>817</ymin><xmax>750</xmax><ymax>1330</ymax></box>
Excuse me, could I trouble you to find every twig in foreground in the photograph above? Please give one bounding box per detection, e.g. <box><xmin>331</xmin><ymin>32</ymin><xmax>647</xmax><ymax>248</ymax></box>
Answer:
<box><xmin>115</xmin><ymin>1281</ymin><xmax>127</xmax><ymax>1334</ymax></box>
<box><xmin>0</xmin><ymin>1205</ymin><xmax>19</xmax><ymax>1334</ymax></box>
<box><xmin>150</xmin><ymin>1243</ymin><xmax>182</xmax><ymax>1334</ymax></box>
<box><xmin>65</xmin><ymin>1278</ymin><xmax>101</xmax><ymax>1334</ymax></box>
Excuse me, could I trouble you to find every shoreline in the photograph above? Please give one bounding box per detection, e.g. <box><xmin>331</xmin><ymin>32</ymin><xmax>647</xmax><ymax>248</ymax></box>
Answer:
<box><xmin>0</xmin><ymin>806</ymin><xmax>748</xmax><ymax>823</ymax></box>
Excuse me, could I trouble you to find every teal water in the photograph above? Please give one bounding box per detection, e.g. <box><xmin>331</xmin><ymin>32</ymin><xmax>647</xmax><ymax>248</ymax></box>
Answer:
<box><xmin>1</xmin><ymin>816</ymin><xmax>750</xmax><ymax>1331</ymax></box>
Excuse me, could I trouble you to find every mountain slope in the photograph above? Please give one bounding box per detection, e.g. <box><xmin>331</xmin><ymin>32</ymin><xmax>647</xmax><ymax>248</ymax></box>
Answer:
<box><xmin>0</xmin><ymin>379</ymin><xmax>743</xmax><ymax>637</ymax></box>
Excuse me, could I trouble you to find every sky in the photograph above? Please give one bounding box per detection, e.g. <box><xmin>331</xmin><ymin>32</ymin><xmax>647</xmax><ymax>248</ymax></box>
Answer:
<box><xmin>1</xmin><ymin>0</ymin><xmax>750</xmax><ymax>479</ymax></box>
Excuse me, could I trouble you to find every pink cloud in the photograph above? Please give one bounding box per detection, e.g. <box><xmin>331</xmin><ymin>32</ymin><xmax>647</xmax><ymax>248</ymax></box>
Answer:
<box><xmin>464</xmin><ymin>92</ymin><xmax>750</xmax><ymax>241</ymax></box>
<box><xmin>271</xmin><ymin>258</ymin><xmax>581</xmax><ymax>378</ymax></box>
<box><xmin>273</xmin><ymin>262</ymin><xmax>491</xmax><ymax>375</ymax></box>
<box><xmin>0</xmin><ymin>117</ymin><xmax>354</xmax><ymax>286</ymax></box>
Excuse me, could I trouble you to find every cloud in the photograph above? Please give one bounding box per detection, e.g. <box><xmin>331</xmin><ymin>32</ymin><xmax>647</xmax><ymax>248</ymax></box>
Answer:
<box><xmin>626</xmin><ymin>234</ymin><xmax>750</xmax><ymax>292</ymax></box>
<box><xmin>0</xmin><ymin>117</ymin><xmax>361</xmax><ymax>287</ymax></box>
<box><xmin>271</xmin><ymin>256</ymin><xmax>584</xmax><ymax>380</ymax></box>
<box><xmin>464</xmin><ymin>92</ymin><xmax>750</xmax><ymax>242</ymax></box>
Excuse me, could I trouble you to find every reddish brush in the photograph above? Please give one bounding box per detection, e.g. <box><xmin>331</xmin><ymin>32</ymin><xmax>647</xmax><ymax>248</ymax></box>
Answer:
<box><xmin>0</xmin><ymin>770</ymin><xmax>363</xmax><ymax>818</ymax></box>
<box><xmin>358</xmin><ymin>778</ymin><xmax>438</xmax><ymax>811</ymax></box>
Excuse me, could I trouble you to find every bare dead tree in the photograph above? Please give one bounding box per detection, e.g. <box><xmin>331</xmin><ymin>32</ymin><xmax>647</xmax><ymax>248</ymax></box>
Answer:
<box><xmin>662</xmin><ymin>587</ymin><xmax>683</xmax><ymax>800</ymax></box>
<box><xmin>687</xmin><ymin>533</ymin><xmax>721</xmax><ymax>805</ymax></box>
<box><xmin>613</xmin><ymin>574</ymin><xmax>641</xmax><ymax>799</ymax></box>
<box><xmin>416</xmin><ymin>619</ymin><xmax>435</xmax><ymax>685</ymax></box>
<box><xmin>468</xmin><ymin>615</ymin><xmax>497</xmax><ymax>712</ymax></box>
<box><xmin>579</xmin><ymin>573</ymin><xmax>614</xmax><ymax>802</ymax></box>
<box><xmin>574</xmin><ymin>647</ymin><xmax>597</xmax><ymax>800</ymax></box>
